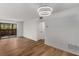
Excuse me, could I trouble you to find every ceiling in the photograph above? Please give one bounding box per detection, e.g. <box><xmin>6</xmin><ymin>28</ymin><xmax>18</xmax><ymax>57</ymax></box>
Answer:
<box><xmin>0</xmin><ymin>3</ymin><xmax>79</xmax><ymax>21</ymax></box>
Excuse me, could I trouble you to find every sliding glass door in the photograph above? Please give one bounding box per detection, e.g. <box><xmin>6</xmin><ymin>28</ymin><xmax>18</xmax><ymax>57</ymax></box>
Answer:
<box><xmin>0</xmin><ymin>23</ymin><xmax>17</xmax><ymax>39</ymax></box>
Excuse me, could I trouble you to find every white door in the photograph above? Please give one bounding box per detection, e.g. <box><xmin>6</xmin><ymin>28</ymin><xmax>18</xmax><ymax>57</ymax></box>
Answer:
<box><xmin>37</xmin><ymin>19</ymin><xmax>46</xmax><ymax>40</ymax></box>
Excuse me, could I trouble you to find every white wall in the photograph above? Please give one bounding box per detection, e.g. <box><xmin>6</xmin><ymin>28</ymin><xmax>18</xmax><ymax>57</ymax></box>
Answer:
<box><xmin>44</xmin><ymin>7</ymin><xmax>79</xmax><ymax>55</ymax></box>
<box><xmin>17</xmin><ymin>21</ymin><xmax>23</xmax><ymax>37</ymax></box>
<box><xmin>23</xmin><ymin>18</ymin><xmax>45</xmax><ymax>41</ymax></box>
<box><xmin>0</xmin><ymin>19</ymin><xmax>23</xmax><ymax>37</ymax></box>
<box><xmin>23</xmin><ymin>19</ymin><xmax>37</xmax><ymax>41</ymax></box>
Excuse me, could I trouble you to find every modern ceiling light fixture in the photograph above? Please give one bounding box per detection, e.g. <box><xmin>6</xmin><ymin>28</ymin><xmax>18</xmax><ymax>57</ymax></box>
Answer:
<box><xmin>37</xmin><ymin>6</ymin><xmax>53</xmax><ymax>17</ymax></box>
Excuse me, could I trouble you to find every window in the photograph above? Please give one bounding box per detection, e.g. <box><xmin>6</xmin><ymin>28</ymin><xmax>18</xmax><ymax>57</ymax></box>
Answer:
<box><xmin>0</xmin><ymin>23</ymin><xmax>17</xmax><ymax>38</ymax></box>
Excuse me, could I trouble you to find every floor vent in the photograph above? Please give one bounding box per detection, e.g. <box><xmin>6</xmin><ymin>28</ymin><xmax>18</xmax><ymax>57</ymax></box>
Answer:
<box><xmin>68</xmin><ymin>44</ymin><xmax>79</xmax><ymax>52</ymax></box>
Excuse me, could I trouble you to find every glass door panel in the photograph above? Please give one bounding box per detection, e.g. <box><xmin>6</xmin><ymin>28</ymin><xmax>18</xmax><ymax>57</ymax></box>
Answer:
<box><xmin>0</xmin><ymin>23</ymin><xmax>17</xmax><ymax>39</ymax></box>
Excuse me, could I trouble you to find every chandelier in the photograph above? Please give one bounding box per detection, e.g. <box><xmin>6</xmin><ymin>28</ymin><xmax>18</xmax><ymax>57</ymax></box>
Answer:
<box><xmin>37</xmin><ymin>6</ymin><xmax>53</xmax><ymax>17</ymax></box>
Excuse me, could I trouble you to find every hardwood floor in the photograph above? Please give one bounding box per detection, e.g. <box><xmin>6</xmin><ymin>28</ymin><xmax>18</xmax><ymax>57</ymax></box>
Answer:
<box><xmin>0</xmin><ymin>37</ymin><xmax>76</xmax><ymax>56</ymax></box>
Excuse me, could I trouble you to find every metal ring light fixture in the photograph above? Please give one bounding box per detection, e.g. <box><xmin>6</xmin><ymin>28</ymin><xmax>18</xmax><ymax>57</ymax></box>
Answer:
<box><xmin>37</xmin><ymin>6</ymin><xmax>53</xmax><ymax>17</ymax></box>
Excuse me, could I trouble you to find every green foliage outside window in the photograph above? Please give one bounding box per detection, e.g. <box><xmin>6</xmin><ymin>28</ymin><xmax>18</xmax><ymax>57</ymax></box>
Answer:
<box><xmin>0</xmin><ymin>23</ymin><xmax>17</xmax><ymax>29</ymax></box>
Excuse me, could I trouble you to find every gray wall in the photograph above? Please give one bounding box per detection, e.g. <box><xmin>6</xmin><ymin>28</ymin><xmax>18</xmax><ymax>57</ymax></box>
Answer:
<box><xmin>44</xmin><ymin>7</ymin><xmax>79</xmax><ymax>55</ymax></box>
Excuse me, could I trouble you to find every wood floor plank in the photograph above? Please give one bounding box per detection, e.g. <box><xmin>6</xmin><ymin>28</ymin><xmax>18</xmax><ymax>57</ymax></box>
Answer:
<box><xmin>0</xmin><ymin>37</ymin><xmax>76</xmax><ymax>56</ymax></box>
